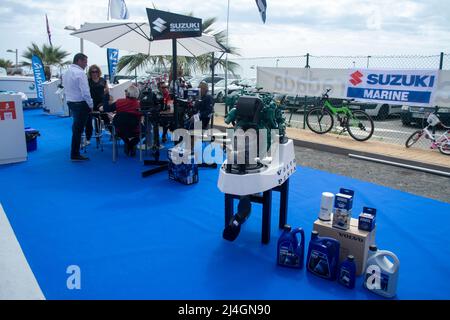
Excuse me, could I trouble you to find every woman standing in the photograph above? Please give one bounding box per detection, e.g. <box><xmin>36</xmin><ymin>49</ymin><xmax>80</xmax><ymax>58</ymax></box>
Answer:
<box><xmin>85</xmin><ymin>65</ymin><xmax>107</xmax><ymax>145</ymax></box>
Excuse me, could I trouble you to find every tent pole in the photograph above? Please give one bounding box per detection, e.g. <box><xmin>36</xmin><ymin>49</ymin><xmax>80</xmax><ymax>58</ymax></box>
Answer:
<box><xmin>225</xmin><ymin>0</ymin><xmax>230</xmax><ymax>116</ymax></box>
<box><xmin>172</xmin><ymin>38</ymin><xmax>179</xmax><ymax>128</ymax></box>
<box><xmin>211</xmin><ymin>52</ymin><xmax>215</xmax><ymax>98</ymax></box>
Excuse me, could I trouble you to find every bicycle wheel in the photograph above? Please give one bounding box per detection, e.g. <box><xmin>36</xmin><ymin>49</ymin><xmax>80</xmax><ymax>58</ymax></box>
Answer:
<box><xmin>439</xmin><ymin>140</ymin><xmax>450</xmax><ymax>155</ymax></box>
<box><xmin>346</xmin><ymin>110</ymin><xmax>374</xmax><ymax>141</ymax></box>
<box><xmin>405</xmin><ymin>130</ymin><xmax>423</xmax><ymax>148</ymax></box>
<box><xmin>306</xmin><ymin>107</ymin><xmax>334</xmax><ymax>134</ymax></box>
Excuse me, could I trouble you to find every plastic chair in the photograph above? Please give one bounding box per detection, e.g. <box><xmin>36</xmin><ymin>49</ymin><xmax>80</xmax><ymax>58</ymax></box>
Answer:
<box><xmin>81</xmin><ymin>112</ymin><xmax>105</xmax><ymax>153</ymax></box>
<box><xmin>111</xmin><ymin>112</ymin><xmax>143</xmax><ymax>162</ymax></box>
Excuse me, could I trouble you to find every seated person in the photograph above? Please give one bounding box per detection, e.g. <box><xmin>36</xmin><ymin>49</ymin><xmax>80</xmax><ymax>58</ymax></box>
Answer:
<box><xmin>101</xmin><ymin>85</ymin><xmax>142</xmax><ymax>156</ymax></box>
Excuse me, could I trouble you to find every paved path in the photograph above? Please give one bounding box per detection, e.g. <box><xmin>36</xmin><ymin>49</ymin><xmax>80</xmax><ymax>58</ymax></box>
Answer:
<box><xmin>213</xmin><ymin>116</ymin><xmax>449</xmax><ymax>203</ymax></box>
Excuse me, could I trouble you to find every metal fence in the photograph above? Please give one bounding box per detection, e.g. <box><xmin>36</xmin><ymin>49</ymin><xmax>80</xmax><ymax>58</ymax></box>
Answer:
<box><xmin>229</xmin><ymin>53</ymin><xmax>448</xmax><ymax>76</ymax></box>
<box><xmin>221</xmin><ymin>53</ymin><xmax>450</xmax><ymax>149</ymax></box>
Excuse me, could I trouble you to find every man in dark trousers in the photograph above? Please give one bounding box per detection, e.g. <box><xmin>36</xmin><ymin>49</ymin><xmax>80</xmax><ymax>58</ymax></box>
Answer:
<box><xmin>194</xmin><ymin>81</ymin><xmax>214</xmax><ymax>130</ymax></box>
<box><xmin>62</xmin><ymin>53</ymin><xmax>93</xmax><ymax>161</ymax></box>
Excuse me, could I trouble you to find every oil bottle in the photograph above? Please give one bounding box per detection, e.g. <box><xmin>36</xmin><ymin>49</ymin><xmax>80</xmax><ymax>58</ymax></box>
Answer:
<box><xmin>307</xmin><ymin>231</ymin><xmax>340</xmax><ymax>280</ymax></box>
<box><xmin>338</xmin><ymin>255</ymin><xmax>356</xmax><ymax>289</ymax></box>
<box><xmin>364</xmin><ymin>245</ymin><xmax>400</xmax><ymax>298</ymax></box>
<box><xmin>277</xmin><ymin>225</ymin><xmax>305</xmax><ymax>269</ymax></box>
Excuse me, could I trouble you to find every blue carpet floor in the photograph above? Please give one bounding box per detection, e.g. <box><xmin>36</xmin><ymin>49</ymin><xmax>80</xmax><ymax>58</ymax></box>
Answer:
<box><xmin>0</xmin><ymin>109</ymin><xmax>449</xmax><ymax>300</ymax></box>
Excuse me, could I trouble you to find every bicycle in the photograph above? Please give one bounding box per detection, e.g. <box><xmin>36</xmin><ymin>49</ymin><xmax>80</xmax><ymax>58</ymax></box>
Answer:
<box><xmin>305</xmin><ymin>89</ymin><xmax>374</xmax><ymax>141</ymax></box>
<box><xmin>405</xmin><ymin>107</ymin><xmax>450</xmax><ymax>155</ymax></box>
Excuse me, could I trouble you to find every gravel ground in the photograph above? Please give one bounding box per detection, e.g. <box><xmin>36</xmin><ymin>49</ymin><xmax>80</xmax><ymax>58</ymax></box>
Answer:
<box><xmin>294</xmin><ymin>146</ymin><xmax>449</xmax><ymax>203</ymax></box>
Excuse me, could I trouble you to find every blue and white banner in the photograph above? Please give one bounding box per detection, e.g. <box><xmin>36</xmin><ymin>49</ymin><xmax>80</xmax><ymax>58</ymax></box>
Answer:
<box><xmin>258</xmin><ymin>67</ymin><xmax>450</xmax><ymax>107</ymax></box>
<box><xmin>346</xmin><ymin>69</ymin><xmax>439</xmax><ymax>107</ymax></box>
<box><xmin>110</xmin><ymin>0</ymin><xmax>129</xmax><ymax>20</ymax></box>
<box><xmin>31</xmin><ymin>55</ymin><xmax>45</xmax><ymax>103</ymax></box>
<box><xmin>107</xmin><ymin>48</ymin><xmax>119</xmax><ymax>83</ymax></box>
<box><xmin>255</xmin><ymin>0</ymin><xmax>267</xmax><ymax>23</ymax></box>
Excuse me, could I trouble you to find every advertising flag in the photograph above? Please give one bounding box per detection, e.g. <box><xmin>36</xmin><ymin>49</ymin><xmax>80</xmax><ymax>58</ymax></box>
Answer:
<box><xmin>107</xmin><ymin>48</ymin><xmax>119</xmax><ymax>83</ymax></box>
<box><xmin>110</xmin><ymin>0</ymin><xmax>129</xmax><ymax>20</ymax></box>
<box><xmin>46</xmin><ymin>14</ymin><xmax>52</xmax><ymax>46</ymax></box>
<box><xmin>255</xmin><ymin>0</ymin><xmax>267</xmax><ymax>23</ymax></box>
<box><xmin>31</xmin><ymin>55</ymin><xmax>45</xmax><ymax>103</ymax></box>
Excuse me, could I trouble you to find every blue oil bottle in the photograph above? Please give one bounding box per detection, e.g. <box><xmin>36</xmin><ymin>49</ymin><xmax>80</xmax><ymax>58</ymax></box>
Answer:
<box><xmin>277</xmin><ymin>225</ymin><xmax>305</xmax><ymax>269</ymax></box>
<box><xmin>307</xmin><ymin>231</ymin><xmax>340</xmax><ymax>280</ymax></box>
<box><xmin>338</xmin><ymin>255</ymin><xmax>356</xmax><ymax>289</ymax></box>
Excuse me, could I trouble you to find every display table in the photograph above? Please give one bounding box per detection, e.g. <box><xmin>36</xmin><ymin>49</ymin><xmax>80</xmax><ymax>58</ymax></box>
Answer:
<box><xmin>0</xmin><ymin>93</ymin><xmax>27</xmax><ymax>165</ymax></box>
<box><xmin>43</xmin><ymin>79</ymin><xmax>68</xmax><ymax>116</ymax></box>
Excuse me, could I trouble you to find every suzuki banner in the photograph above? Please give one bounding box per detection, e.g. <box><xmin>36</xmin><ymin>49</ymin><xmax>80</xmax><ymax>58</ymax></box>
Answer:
<box><xmin>146</xmin><ymin>8</ymin><xmax>202</xmax><ymax>40</ymax></box>
<box><xmin>346</xmin><ymin>69</ymin><xmax>438</xmax><ymax>106</ymax></box>
<box><xmin>31</xmin><ymin>55</ymin><xmax>45</xmax><ymax>103</ymax></box>
<box><xmin>107</xmin><ymin>48</ymin><xmax>119</xmax><ymax>83</ymax></box>
<box><xmin>257</xmin><ymin>67</ymin><xmax>450</xmax><ymax>107</ymax></box>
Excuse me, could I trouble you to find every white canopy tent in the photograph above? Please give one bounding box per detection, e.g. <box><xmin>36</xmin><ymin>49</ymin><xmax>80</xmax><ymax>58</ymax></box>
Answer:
<box><xmin>69</xmin><ymin>19</ymin><xmax>228</xmax><ymax>128</ymax></box>
<box><xmin>70</xmin><ymin>21</ymin><xmax>226</xmax><ymax>57</ymax></box>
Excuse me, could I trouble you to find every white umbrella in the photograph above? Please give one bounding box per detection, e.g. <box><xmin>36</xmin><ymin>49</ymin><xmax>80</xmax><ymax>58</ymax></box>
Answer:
<box><xmin>70</xmin><ymin>19</ymin><xmax>227</xmax><ymax>129</ymax></box>
<box><xmin>70</xmin><ymin>21</ymin><xmax>226</xmax><ymax>57</ymax></box>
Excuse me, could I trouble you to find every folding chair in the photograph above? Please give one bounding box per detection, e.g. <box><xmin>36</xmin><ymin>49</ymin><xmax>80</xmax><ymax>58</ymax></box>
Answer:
<box><xmin>111</xmin><ymin>112</ymin><xmax>143</xmax><ymax>162</ymax></box>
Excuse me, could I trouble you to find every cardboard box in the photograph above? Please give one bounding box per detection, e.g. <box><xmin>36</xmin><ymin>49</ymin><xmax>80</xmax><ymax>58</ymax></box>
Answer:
<box><xmin>313</xmin><ymin>215</ymin><xmax>376</xmax><ymax>275</ymax></box>
<box><xmin>168</xmin><ymin>147</ymin><xmax>199</xmax><ymax>185</ymax></box>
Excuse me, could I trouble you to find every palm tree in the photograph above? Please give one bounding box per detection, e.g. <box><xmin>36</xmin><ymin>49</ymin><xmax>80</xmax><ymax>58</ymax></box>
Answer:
<box><xmin>117</xmin><ymin>16</ymin><xmax>240</xmax><ymax>76</ymax></box>
<box><xmin>21</xmin><ymin>43</ymin><xmax>70</xmax><ymax>68</ymax></box>
<box><xmin>0</xmin><ymin>59</ymin><xmax>13</xmax><ymax>69</ymax></box>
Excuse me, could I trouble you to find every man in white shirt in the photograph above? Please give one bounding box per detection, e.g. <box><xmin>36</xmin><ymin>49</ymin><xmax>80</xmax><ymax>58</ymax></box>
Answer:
<box><xmin>63</xmin><ymin>53</ymin><xmax>93</xmax><ymax>161</ymax></box>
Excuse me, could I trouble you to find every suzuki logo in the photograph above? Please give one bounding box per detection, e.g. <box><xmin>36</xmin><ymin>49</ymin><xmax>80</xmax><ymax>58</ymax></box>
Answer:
<box><xmin>153</xmin><ymin>18</ymin><xmax>167</xmax><ymax>33</ymax></box>
<box><xmin>350</xmin><ymin>71</ymin><xmax>364</xmax><ymax>86</ymax></box>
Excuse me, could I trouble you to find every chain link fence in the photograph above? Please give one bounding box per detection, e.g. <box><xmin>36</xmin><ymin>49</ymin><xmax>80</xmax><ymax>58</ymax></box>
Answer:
<box><xmin>219</xmin><ymin>53</ymin><xmax>450</xmax><ymax>150</ymax></box>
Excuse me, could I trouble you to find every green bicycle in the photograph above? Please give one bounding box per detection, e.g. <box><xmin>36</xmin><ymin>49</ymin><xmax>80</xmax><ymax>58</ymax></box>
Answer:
<box><xmin>306</xmin><ymin>89</ymin><xmax>374</xmax><ymax>141</ymax></box>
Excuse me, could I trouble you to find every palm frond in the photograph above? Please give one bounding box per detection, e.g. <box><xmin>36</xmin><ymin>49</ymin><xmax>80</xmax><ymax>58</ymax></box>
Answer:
<box><xmin>0</xmin><ymin>59</ymin><xmax>14</xmax><ymax>69</ymax></box>
<box><xmin>21</xmin><ymin>43</ymin><xmax>70</xmax><ymax>68</ymax></box>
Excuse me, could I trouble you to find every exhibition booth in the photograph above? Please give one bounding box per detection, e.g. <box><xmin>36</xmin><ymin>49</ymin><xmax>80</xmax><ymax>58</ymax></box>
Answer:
<box><xmin>1</xmin><ymin>105</ymin><xmax>449</xmax><ymax>299</ymax></box>
<box><xmin>1</xmin><ymin>7</ymin><xmax>449</xmax><ymax>301</ymax></box>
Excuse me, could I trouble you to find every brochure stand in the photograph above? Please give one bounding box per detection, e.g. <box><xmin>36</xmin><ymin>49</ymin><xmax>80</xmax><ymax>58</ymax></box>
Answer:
<box><xmin>0</xmin><ymin>93</ymin><xmax>27</xmax><ymax>165</ymax></box>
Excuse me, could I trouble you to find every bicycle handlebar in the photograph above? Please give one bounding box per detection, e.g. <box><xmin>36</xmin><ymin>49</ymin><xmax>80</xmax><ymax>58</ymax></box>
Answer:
<box><xmin>321</xmin><ymin>88</ymin><xmax>332</xmax><ymax>99</ymax></box>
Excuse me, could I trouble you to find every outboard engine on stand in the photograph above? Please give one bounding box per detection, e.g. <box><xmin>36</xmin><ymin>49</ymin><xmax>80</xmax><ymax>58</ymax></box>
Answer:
<box><xmin>218</xmin><ymin>95</ymin><xmax>296</xmax><ymax>243</ymax></box>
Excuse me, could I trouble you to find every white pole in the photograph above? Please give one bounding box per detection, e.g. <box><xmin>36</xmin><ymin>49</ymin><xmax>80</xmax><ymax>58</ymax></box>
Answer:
<box><xmin>225</xmin><ymin>0</ymin><xmax>230</xmax><ymax>114</ymax></box>
<box><xmin>107</xmin><ymin>0</ymin><xmax>111</xmax><ymax>20</ymax></box>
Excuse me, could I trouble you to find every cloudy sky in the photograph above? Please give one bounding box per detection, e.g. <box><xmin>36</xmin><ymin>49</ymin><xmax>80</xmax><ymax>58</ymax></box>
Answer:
<box><xmin>1</xmin><ymin>0</ymin><xmax>449</xmax><ymax>71</ymax></box>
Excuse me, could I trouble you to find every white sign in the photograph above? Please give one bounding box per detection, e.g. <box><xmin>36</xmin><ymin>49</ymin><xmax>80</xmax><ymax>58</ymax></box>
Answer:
<box><xmin>346</xmin><ymin>69</ymin><xmax>439</xmax><ymax>106</ymax></box>
<box><xmin>257</xmin><ymin>67</ymin><xmax>348</xmax><ymax>99</ymax></box>
<box><xmin>257</xmin><ymin>67</ymin><xmax>450</xmax><ymax>107</ymax></box>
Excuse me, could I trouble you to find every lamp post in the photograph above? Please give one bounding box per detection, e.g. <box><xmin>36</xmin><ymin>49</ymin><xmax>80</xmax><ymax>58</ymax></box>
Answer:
<box><xmin>6</xmin><ymin>49</ymin><xmax>18</xmax><ymax>70</ymax></box>
<box><xmin>64</xmin><ymin>25</ymin><xmax>83</xmax><ymax>53</ymax></box>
